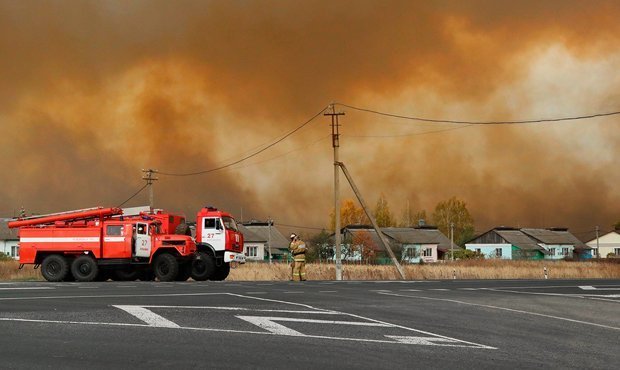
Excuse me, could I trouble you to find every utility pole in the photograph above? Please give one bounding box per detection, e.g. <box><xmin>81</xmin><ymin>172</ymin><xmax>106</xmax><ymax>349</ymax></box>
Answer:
<box><xmin>595</xmin><ymin>225</ymin><xmax>600</xmax><ymax>258</ymax></box>
<box><xmin>450</xmin><ymin>222</ymin><xmax>455</xmax><ymax>261</ymax></box>
<box><xmin>325</xmin><ymin>104</ymin><xmax>345</xmax><ymax>280</ymax></box>
<box><xmin>268</xmin><ymin>217</ymin><xmax>273</xmax><ymax>264</ymax></box>
<box><xmin>336</xmin><ymin>161</ymin><xmax>407</xmax><ymax>279</ymax></box>
<box><xmin>141</xmin><ymin>169</ymin><xmax>158</xmax><ymax>209</ymax></box>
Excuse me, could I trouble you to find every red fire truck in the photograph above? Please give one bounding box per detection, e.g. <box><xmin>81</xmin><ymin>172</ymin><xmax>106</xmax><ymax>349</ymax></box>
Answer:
<box><xmin>8</xmin><ymin>207</ymin><xmax>196</xmax><ymax>282</ymax></box>
<box><xmin>146</xmin><ymin>206</ymin><xmax>245</xmax><ymax>281</ymax></box>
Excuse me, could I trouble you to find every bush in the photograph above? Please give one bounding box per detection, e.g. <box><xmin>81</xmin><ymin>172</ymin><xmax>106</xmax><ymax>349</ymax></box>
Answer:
<box><xmin>0</xmin><ymin>252</ymin><xmax>13</xmax><ymax>261</ymax></box>
<box><xmin>448</xmin><ymin>249</ymin><xmax>484</xmax><ymax>260</ymax></box>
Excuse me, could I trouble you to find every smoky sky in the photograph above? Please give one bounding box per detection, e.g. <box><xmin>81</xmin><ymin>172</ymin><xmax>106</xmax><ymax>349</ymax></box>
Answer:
<box><xmin>1</xmin><ymin>0</ymin><xmax>619</xmax><ymax>237</ymax></box>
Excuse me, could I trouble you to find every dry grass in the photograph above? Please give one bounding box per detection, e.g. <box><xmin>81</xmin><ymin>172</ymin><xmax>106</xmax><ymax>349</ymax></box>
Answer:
<box><xmin>0</xmin><ymin>260</ymin><xmax>42</xmax><ymax>281</ymax></box>
<box><xmin>1</xmin><ymin>259</ymin><xmax>618</xmax><ymax>282</ymax></box>
<box><xmin>227</xmin><ymin>260</ymin><xmax>620</xmax><ymax>281</ymax></box>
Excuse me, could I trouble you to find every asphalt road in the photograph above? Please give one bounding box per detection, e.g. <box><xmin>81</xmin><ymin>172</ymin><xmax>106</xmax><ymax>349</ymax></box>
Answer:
<box><xmin>0</xmin><ymin>279</ymin><xmax>618</xmax><ymax>369</ymax></box>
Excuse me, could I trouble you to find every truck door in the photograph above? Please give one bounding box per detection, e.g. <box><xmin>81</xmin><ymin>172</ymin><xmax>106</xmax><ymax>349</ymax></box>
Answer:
<box><xmin>201</xmin><ymin>217</ymin><xmax>225</xmax><ymax>251</ymax></box>
<box><xmin>134</xmin><ymin>222</ymin><xmax>152</xmax><ymax>258</ymax></box>
<box><xmin>103</xmin><ymin>223</ymin><xmax>129</xmax><ymax>258</ymax></box>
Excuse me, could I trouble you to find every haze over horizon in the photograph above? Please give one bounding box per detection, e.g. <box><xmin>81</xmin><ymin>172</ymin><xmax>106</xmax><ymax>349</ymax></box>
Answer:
<box><xmin>1</xmin><ymin>0</ymin><xmax>619</xmax><ymax>236</ymax></box>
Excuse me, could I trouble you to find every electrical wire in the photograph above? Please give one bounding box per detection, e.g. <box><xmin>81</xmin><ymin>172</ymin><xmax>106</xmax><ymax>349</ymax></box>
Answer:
<box><xmin>335</xmin><ymin>102</ymin><xmax>620</xmax><ymax>125</ymax></box>
<box><xmin>157</xmin><ymin>106</ymin><xmax>328</xmax><ymax>177</ymax></box>
<box><xmin>117</xmin><ymin>184</ymin><xmax>149</xmax><ymax>207</ymax></box>
<box><xmin>277</xmin><ymin>223</ymin><xmax>329</xmax><ymax>231</ymax></box>
<box><xmin>345</xmin><ymin>124</ymin><xmax>473</xmax><ymax>138</ymax></box>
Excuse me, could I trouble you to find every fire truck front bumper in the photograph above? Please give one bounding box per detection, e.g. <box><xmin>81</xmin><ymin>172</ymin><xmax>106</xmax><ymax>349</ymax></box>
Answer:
<box><xmin>224</xmin><ymin>251</ymin><xmax>246</xmax><ymax>264</ymax></box>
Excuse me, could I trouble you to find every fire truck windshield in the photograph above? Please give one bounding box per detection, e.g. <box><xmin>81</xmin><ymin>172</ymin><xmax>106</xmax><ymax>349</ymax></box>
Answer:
<box><xmin>221</xmin><ymin>216</ymin><xmax>238</xmax><ymax>232</ymax></box>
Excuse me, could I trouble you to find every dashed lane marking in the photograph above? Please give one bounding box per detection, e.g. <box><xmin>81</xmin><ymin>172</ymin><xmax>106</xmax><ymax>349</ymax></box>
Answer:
<box><xmin>319</xmin><ymin>291</ymin><xmax>337</xmax><ymax>293</ymax></box>
<box><xmin>0</xmin><ymin>287</ymin><xmax>54</xmax><ymax>290</ymax></box>
<box><xmin>378</xmin><ymin>292</ymin><xmax>620</xmax><ymax>331</ymax></box>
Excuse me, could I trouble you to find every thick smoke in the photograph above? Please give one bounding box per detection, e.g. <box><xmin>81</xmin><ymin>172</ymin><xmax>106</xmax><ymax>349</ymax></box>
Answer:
<box><xmin>1</xmin><ymin>1</ymin><xmax>619</xmax><ymax>236</ymax></box>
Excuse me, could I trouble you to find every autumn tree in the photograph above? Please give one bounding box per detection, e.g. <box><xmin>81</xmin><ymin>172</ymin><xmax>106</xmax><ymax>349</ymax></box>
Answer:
<box><xmin>373</xmin><ymin>193</ymin><xmax>396</xmax><ymax>227</ymax></box>
<box><xmin>353</xmin><ymin>230</ymin><xmax>378</xmax><ymax>264</ymax></box>
<box><xmin>431</xmin><ymin>196</ymin><xmax>475</xmax><ymax>247</ymax></box>
<box><xmin>329</xmin><ymin>199</ymin><xmax>369</xmax><ymax>231</ymax></box>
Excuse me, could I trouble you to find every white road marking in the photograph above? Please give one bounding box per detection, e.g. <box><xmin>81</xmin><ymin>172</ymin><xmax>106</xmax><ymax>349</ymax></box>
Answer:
<box><xmin>0</xmin><ymin>287</ymin><xmax>54</xmax><ymax>290</ymax></box>
<box><xmin>319</xmin><ymin>291</ymin><xmax>337</xmax><ymax>293</ymax></box>
<box><xmin>378</xmin><ymin>292</ymin><xmax>620</xmax><ymax>331</ymax></box>
<box><xmin>236</xmin><ymin>316</ymin><xmax>304</xmax><ymax>336</ymax></box>
<box><xmin>283</xmin><ymin>291</ymin><xmax>304</xmax><ymax>294</ymax></box>
<box><xmin>579</xmin><ymin>286</ymin><xmax>620</xmax><ymax>291</ymax></box>
<box><xmin>429</xmin><ymin>289</ymin><xmax>450</xmax><ymax>291</ymax></box>
<box><xmin>400</xmin><ymin>289</ymin><xmax>421</xmax><ymax>292</ymax></box>
<box><xmin>386</xmin><ymin>336</ymin><xmax>463</xmax><ymax>345</ymax></box>
<box><xmin>114</xmin><ymin>305</ymin><xmax>180</xmax><ymax>328</ymax></box>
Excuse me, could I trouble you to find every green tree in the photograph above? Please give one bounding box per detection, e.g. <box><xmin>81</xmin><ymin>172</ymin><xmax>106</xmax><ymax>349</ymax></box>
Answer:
<box><xmin>307</xmin><ymin>229</ymin><xmax>333</xmax><ymax>262</ymax></box>
<box><xmin>373</xmin><ymin>193</ymin><xmax>395</xmax><ymax>227</ymax></box>
<box><xmin>431</xmin><ymin>196</ymin><xmax>475</xmax><ymax>247</ymax></box>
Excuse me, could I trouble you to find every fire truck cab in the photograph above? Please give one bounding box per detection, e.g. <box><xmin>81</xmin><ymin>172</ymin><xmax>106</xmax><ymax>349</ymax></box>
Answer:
<box><xmin>148</xmin><ymin>206</ymin><xmax>245</xmax><ymax>281</ymax></box>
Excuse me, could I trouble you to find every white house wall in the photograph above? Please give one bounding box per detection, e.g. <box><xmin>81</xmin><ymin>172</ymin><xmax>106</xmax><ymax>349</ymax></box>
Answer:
<box><xmin>586</xmin><ymin>232</ymin><xmax>620</xmax><ymax>258</ymax></box>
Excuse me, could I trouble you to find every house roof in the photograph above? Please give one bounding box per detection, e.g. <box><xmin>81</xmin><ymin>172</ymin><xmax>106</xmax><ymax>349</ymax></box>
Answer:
<box><xmin>0</xmin><ymin>220</ymin><xmax>18</xmax><ymax>240</ymax></box>
<box><xmin>339</xmin><ymin>226</ymin><xmax>457</xmax><ymax>252</ymax></box>
<box><xmin>495</xmin><ymin>230</ymin><xmax>547</xmax><ymax>253</ymax></box>
<box><xmin>521</xmin><ymin>228</ymin><xmax>588</xmax><ymax>249</ymax></box>
<box><xmin>238</xmin><ymin>222</ymin><xmax>290</xmax><ymax>255</ymax></box>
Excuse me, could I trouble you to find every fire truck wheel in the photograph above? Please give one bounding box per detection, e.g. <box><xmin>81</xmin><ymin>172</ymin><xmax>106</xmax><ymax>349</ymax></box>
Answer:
<box><xmin>71</xmin><ymin>255</ymin><xmax>99</xmax><ymax>282</ymax></box>
<box><xmin>209</xmin><ymin>263</ymin><xmax>231</xmax><ymax>281</ymax></box>
<box><xmin>190</xmin><ymin>251</ymin><xmax>215</xmax><ymax>281</ymax></box>
<box><xmin>175</xmin><ymin>263</ymin><xmax>192</xmax><ymax>281</ymax></box>
<box><xmin>154</xmin><ymin>253</ymin><xmax>179</xmax><ymax>282</ymax></box>
<box><xmin>41</xmin><ymin>255</ymin><xmax>70</xmax><ymax>282</ymax></box>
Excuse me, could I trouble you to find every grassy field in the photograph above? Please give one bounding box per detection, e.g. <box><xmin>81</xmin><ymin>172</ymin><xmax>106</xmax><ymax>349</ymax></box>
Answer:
<box><xmin>1</xmin><ymin>259</ymin><xmax>618</xmax><ymax>282</ymax></box>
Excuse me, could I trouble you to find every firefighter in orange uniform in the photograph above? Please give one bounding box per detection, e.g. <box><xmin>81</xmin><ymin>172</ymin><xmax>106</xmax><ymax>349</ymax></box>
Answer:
<box><xmin>289</xmin><ymin>233</ymin><xmax>307</xmax><ymax>281</ymax></box>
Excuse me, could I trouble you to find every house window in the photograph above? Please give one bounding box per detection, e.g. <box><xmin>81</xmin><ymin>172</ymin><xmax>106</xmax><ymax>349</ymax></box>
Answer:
<box><xmin>614</xmin><ymin>248</ymin><xmax>620</xmax><ymax>256</ymax></box>
<box><xmin>422</xmin><ymin>248</ymin><xmax>432</xmax><ymax>257</ymax></box>
<box><xmin>246</xmin><ymin>246</ymin><xmax>258</xmax><ymax>257</ymax></box>
<box><xmin>475</xmin><ymin>248</ymin><xmax>481</xmax><ymax>254</ymax></box>
<box><xmin>562</xmin><ymin>247</ymin><xmax>569</xmax><ymax>256</ymax></box>
<box><xmin>548</xmin><ymin>248</ymin><xmax>555</xmax><ymax>256</ymax></box>
<box><xmin>405</xmin><ymin>248</ymin><xmax>417</xmax><ymax>258</ymax></box>
<box><xmin>11</xmin><ymin>246</ymin><xmax>19</xmax><ymax>257</ymax></box>
<box><xmin>495</xmin><ymin>248</ymin><xmax>502</xmax><ymax>258</ymax></box>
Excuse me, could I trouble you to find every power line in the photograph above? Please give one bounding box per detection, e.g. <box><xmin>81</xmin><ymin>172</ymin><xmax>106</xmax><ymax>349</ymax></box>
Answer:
<box><xmin>157</xmin><ymin>106</ymin><xmax>328</xmax><ymax>177</ymax></box>
<box><xmin>345</xmin><ymin>124</ymin><xmax>473</xmax><ymax>138</ymax></box>
<box><xmin>117</xmin><ymin>183</ymin><xmax>149</xmax><ymax>207</ymax></box>
<box><xmin>336</xmin><ymin>102</ymin><xmax>620</xmax><ymax>125</ymax></box>
<box><xmin>277</xmin><ymin>223</ymin><xmax>328</xmax><ymax>231</ymax></box>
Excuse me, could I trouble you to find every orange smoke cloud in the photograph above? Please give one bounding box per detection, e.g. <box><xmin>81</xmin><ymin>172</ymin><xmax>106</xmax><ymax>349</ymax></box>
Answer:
<box><xmin>1</xmin><ymin>1</ymin><xmax>619</xmax><ymax>236</ymax></box>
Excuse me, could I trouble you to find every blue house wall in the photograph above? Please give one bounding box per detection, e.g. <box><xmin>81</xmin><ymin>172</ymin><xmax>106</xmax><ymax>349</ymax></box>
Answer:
<box><xmin>466</xmin><ymin>243</ymin><xmax>512</xmax><ymax>259</ymax></box>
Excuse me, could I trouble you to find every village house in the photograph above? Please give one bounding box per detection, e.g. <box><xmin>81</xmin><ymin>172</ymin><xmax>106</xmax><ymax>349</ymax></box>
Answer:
<box><xmin>465</xmin><ymin>227</ymin><xmax>590</xmax><ymax>260</ymax></box>
<box><xmin>238</xmin><ymin>220</ymin><xmax>290</xmax><ymax>262</ymax></box>
<box><xmin>331</xmin><ymin>225</ymin><xmax>456</xmax><ymax>264</ymax></box>
<box><xmin>586</xmin><ymin>229</ymin><xmax>620</xmax><ymax>258</ymax></box>
<box><xmin>0</xmin><ymin>220</ymin><xmax>19</xmax><ymax>259</ymax></box>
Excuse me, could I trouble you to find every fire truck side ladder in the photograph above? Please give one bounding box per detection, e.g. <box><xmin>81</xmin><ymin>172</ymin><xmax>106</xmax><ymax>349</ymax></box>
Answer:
<box><xmin>8</xmin><ymin>207</ymin><xmax>123</xmax><ymax>228</ymax></box>
<box><xmin>335</xmin><ymin>161</ymin><xmax>407</xmax><ymax>280</ymax></box>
